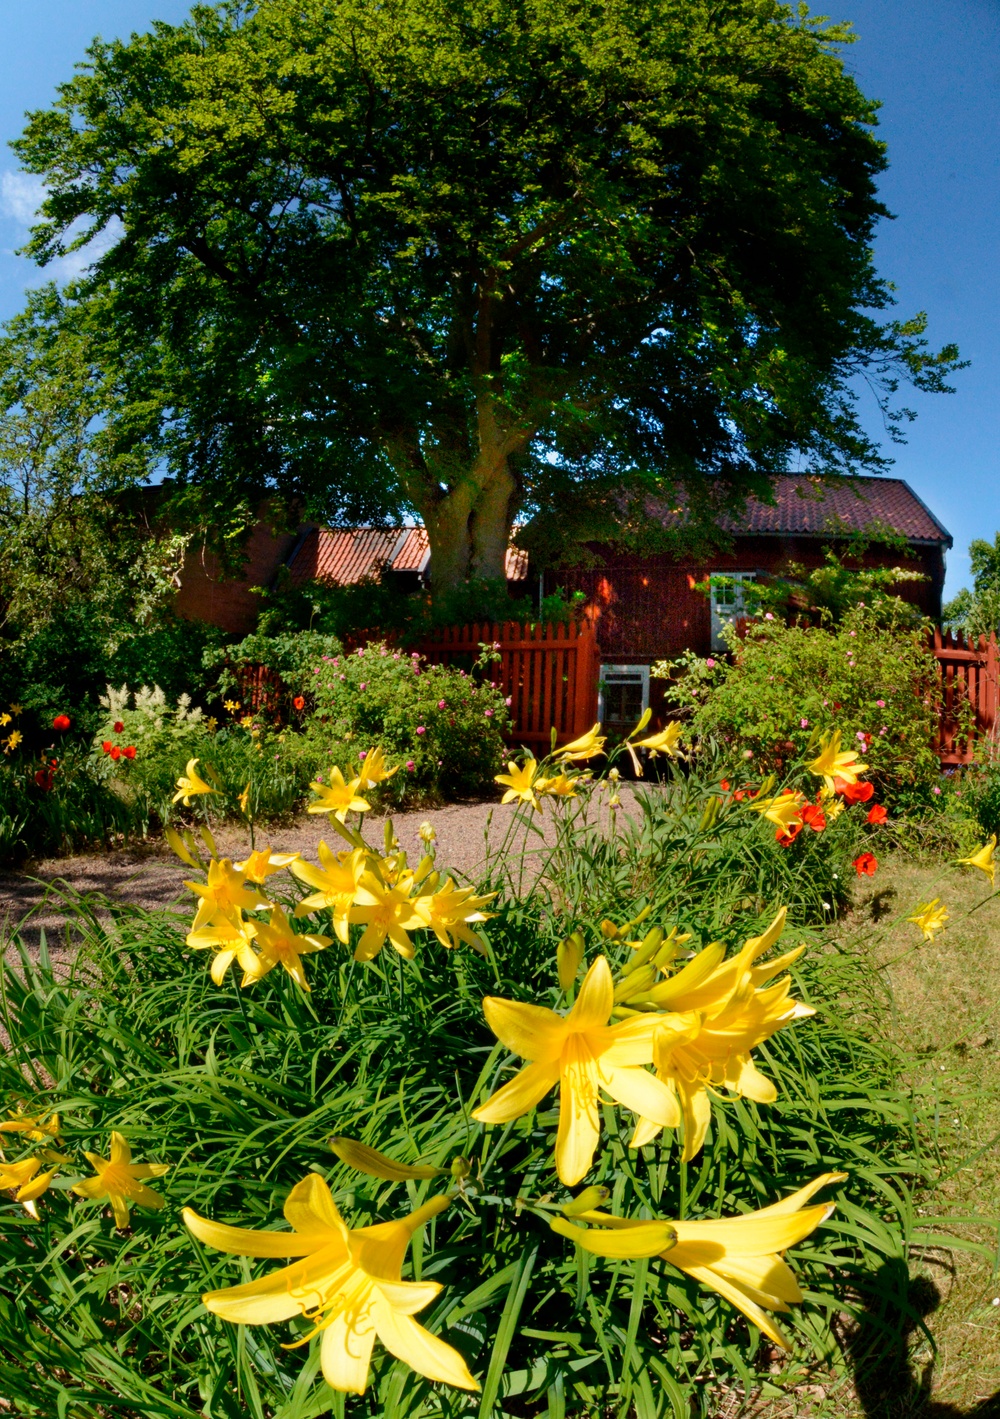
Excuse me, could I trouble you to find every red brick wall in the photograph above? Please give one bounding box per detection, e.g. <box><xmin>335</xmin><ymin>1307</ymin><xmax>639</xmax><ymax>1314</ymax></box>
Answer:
<box><xmin>543</xmin><ymin>536</ymin><xmax>945</xmax><ymax>664</ymax></box>
<box><xmin>174</xmin><ymin>519</ymin><xmax>305</xmax><ymax>635</ymax></box>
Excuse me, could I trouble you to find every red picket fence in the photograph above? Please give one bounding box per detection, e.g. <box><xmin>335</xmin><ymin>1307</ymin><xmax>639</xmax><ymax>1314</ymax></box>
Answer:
<box><xmin>232</xmin><ymin>661</ymin><xmax>287</xmax><ymax>719</ymax></box>
<box><xmin>932</xmin><ymin>628</ymin><xmax>999</xmax><ymax>764</ymax></box>
<box><xmin>418</xmin><ymin>619</ymin><xmax>601</xmax><ymax>750</ymax></box>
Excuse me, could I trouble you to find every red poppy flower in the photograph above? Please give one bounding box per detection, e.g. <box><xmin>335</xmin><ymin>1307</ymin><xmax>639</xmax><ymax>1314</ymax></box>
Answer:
<box><xmin>853</xmin><ymin>852</ymin><xmax>877</xmax><ymax>877</ymax></box>
<box><xmin>776</xmin><ymin>822</ymin><xmax>803</xmax><ymax>847</ymax></box>
<box><xmin>293</xmin><ymin>695</ymin><xmax>305</xmax><ymax>710</ymax></box>
<box><xmin>866</xmin><ymin>804</ymin><xmax>887</xmax><ymax>824</ymax></box>
<box><xmin>110</xmin><ymin>745</ymin><xmax>122</xmax><ymax>761</ymax></box>
<box><xmin>113</xmin><ymin>720</ymin><xmax>124</xmax><ymax>734</ymax></box>
<box><xmin>800</xmin><ymin>803</ymin><xmax>826</xmax><ymax>832</ymax></box>
<box><xmin>34</xmin><ymin>768</ymin><xmax>54</xmax><ymax>791</ymax></box>
<box><xmin>102</xmin><ymin>741</ymin><xmax>113</xmax><ymax>754</ymax></box>
<box><xmin>123</xmin><ymin>745</ymin><xmax>136</xmax><ymax>760</ymax></box>
<box><xmin>52</xmin><ymin>714</ymin><xmax>70</xmax><ymax>732</ymax></box>
<box><xmin>734</xmin><ymin>789</ymin><xmax>745</xmax><ymax>801</ymax></box>
<box><xmin>835</xmin><ymin>778</ymin><xmax>874</xmax><ymax>804</ymax></box>
<box><xmin>719</xmin><ymin>779</ymin><xmax>730</xmax><ymax>791</ymax></box>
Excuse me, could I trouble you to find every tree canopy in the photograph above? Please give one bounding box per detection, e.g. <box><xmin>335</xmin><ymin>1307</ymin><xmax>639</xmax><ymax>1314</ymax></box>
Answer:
<box><xmin>13</xmin><ymin>0</ymin><xmax>961</xmax><ymax>590</ymax></box>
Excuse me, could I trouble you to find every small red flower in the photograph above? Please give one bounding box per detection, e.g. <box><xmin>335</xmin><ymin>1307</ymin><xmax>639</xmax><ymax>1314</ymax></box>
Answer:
<box><xmin>776</xmin><ymin>822</ymin><xmax>803</xmax><ymax>847</ymax></box>
<box><xmin>293</xmin><ymin>695</ymin><xmax>305</xmax><ymax>711</ymax></box>
<box><xmin>34</xmin><ymin>768</ymin><xmax>54</xmax><ymax>791</ymax></box>
<box><xmin>867</xmin><ymin>804</ymin><xmax>888</xmax><ymax>825</ymax></box>
<box><xmin>835</xmin><ymin>778</ymin><xmax>874</xmax><ymax>804</ymax></box>
<box><xmin>719</xmin><ymin>779</ymin><xmax>730</xmax><ymax>791</ymax></box>
<box><xmin>113</xmin><ymin>721</ymin><xmax>124</xmax><ymax>734</ymax></box>
<box><xmin>52</xmin><ymin>714</ymin><xmax>70</xmax><ymax>732</ymax></box>
<box><xmin>854</xmin><ymin>852</ymin><xmax>878</xmax><ymax>877</ymax></box>
<box><xmin>110</xmin><ymin>745</ymin><xmax>122</xmax><ymax>761</ymax></box>
<box><xmin>123</xmin><ymin>745</ymin><xmax>136</xmax><ymax>760</ymax></box>
<box><xmin>800</xmin><ymin>803</ymin><xmax>826</xmax><ymax>832</ymax></box>
<box><xmin>102</xmin><ymin>741</ymin><xmax>113</xmax><ymax>754</ymax></box>
<box><xmin>734</xmin><ymin>789</ymin><xmax>745</xmax><ymax>801</ymax></box>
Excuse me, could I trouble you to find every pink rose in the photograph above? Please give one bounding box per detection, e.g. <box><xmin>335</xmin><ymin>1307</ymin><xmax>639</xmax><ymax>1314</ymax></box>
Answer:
<box><xmin>484</xmin><ymin>708</ymin><xmax>494</xmax><ymax>717</ymax></box>
<box><xmin>416</xmin><ymin>725</ymin><xmax>426</xmax><ymax>735</ymax></box>
<box><xmin>505</xmin><ymin>696</ymin><xmax>512</xmax><ymax>706</ymax></box>
<box><xmin>800</xmin><ymin>718</ymin><xmax>809</xmax><ymax>728</ymax></box>
<box><xmin>438</xmin><ymin>700</ymin><xmax>446</xmax><ymax>709</ymax></box>
<box><xmin>406</xmin><ymin>760</ymin><xmax>415</xmax><ymax>771</ymax></box>
<box><xmin>876</xmin><ymin>699</ymin><xmax>886</xmax><ymax>708</ymax></box>
<box><xmin>933</xmin><ymin>785</ymin><xmax>941</xmax><ymax>795</ymax></box>
<box><xmin>764</xmin><ymin>612</ymin><xmax>774</xmax><ymax>620</ymax></box>
<box><xmin>705</xmin><ymin>657</ymin><xmax>716</xmax><ymax>669</ymax></box>
<box><xmin>359</xmin><ymin>683</ymin><xmax>367</xmax><ymax>691</ymax></box>
<box><xmin>359</xmin><ymin>750</ymin><xmax>367</xmax><ymax>760</ymax></box>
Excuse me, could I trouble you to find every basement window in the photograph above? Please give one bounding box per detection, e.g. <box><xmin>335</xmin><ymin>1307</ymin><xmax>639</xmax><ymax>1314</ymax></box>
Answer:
<box><xmin>598</xmin><ymin>665</ymin><xmax>649</xmax><ymax>732</ymax></box>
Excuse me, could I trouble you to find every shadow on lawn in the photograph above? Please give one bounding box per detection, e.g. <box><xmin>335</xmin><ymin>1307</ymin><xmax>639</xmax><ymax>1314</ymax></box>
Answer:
<box><xmin>846</xmin><ymin>1259</ymin><xmax>1000</xmax><ymax>1417</ymax></box>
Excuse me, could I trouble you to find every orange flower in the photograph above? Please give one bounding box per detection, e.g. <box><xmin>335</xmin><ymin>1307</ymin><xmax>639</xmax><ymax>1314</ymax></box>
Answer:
<box><xmin>854</xmin><ymin>852</ymin><xmax>877</xmax><ymax>877</ymax></box>
<box><xmin>836</xmin><ymin>779</ymin><xmax>874</xmax><ymax>804</ymax></box>
<box><xmin>775</xmin><ymin>822</ymin><xmax>802</xmax><ymax>848</ymax></box>
<box><xmin>866</xmin><ymin>804</ymin><xmax>887</xmax><ymax>825</ymax></box>
<box><xmin>799</xmin><ymin>803</ymin><xmax>826</xmax><ymax>832</ymax></box>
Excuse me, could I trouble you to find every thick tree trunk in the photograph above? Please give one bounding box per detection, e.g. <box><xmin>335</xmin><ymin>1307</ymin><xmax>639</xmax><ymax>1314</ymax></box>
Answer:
<box><xmin>469</xmin><ymin>460</ymin><xmax>515</xmax><ymax>582</ymax></box>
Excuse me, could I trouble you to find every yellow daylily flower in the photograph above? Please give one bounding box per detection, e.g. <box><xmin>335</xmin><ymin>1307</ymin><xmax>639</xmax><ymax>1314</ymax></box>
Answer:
<box><xmin>186</xmin><ymin>914</ymin><xmax>261</xmax><ymax>986</ymax></box>
<box><xmin>749</xmin><ymin>792</ymin><xmax>804</xmax><ymax>831</ymax></box>
<box><xmin>494</xmin><ymin>758</ymin><xmax>544</xmax><ymax>810</ymax></box>
<box><xmin>242</xmin><ymin>906</ymin><xmax>331</xmax><ymax>991</ymax></box>
<box><xmin>807</xmin><ymin>731</ymin><xmax>868</xmax><ymax>793</ymax></box>
<box><xmin>958</xmin><ymin>835</ymin><xmax>996</xmax><ymax>887</ymax></box>
<box><xmin>172</xmin><ymin>758</ymin><xmax>220</xmax><ymax>807</ymax></box>
<box><xmin>627</xmin><ymin>909</ymin><xmax>815</xmax><ymax>1161</ymax></box>
<box><xmin>906</xmin><ymin>899</ymin><xmax>949</xmax><ymax>942</ymax></box>
<box><xmin>223</xmin><ymin>699</ymin><xmax>241</xmax><ymax>712</ymax></box>
<box><xmin>4</xmin><ymin>730</ymin><xmax>23</xmax><ymax>753</ymax></box>
<box><xmin>538</xmin><ymin>772</ymin><xmax>580</xmax><ymax>800</ymax></box>
<box><xmin>472</xmin><ymin>957</ymin><xmax>678</xmax><ymax>1186</ymax></box>
<box><xmin>0</xmin><ymin>1110</ymin><xmax>61</xmax><ymax>1142</ymax></box>
<box><xmin>633</xmin><ymin>722</ymin><xmax>684</xmax><ymax>757</ymax></box>
<box><xmin>183</xmin><ymin>1175</ymin><xmax>477</xmax><ymax>1395</ymax></box>
<box><xmin>185</xmin><ymin>858</ymin><xmax>269</xmax><ymax>932</ymax></box>
<box><xmin>308</xmin><ymin>767</ymin><xmax>371</xmax><ymax>821</ymax></box>
<box><xmin>238</xmin><ymin>783</ymin><xmax>251</xmax><ymax>816</ymax></box>
<box><xmin>551</xmin><ymin>1172</ymin><xmax>845</xmax><ymax>1350</ymax></box>
<box><xmin>557</xmin><ymin>723</ymin><xmax>606</xmax><ymax>764</ymax></box>
<box><xmin>0</xmin><ymin>1156</ymin><xmax>60</xmax><ymax>1217</ymax></box>
<box><xmin>350</xmin><ymin>872</ymin><xmax>424</xmax><ymax>962</ymax></box>
<box><xmin>236</xmin><ymin>847</ymin><xmax>300</xmax><ymax>882</ymax></box>
<box><xmin>411</xmin><ymin>879</ymin><xmax>495</xmax><ymax>954</ymax></box>
<box><xmin>356</xmin><ymin>746</ymin><xmax>398</xmax><ymax>790</ymax></box>
<box><xmin>418</xmin><ymin>821</ymin><xmax>437</xmax><ymax>845</ymax></box>
<box><xmin>0</xmin><ymin>714</ymin><xmax>10</xmax><ymax>728</ymax></box>
<box><xmin>72</xmin><ymin>1132</ymin><xmax>170</xmax><ymax>1229</ymax></box>
<box><xmin>290</xmin><ymin>844</ymin><xmax>367</xmax><ymax>942</ymax></box>
<box><xmin>9</xmin><ymin>704</ymin><xmax>21</xmax><ymax>716</ymax></box>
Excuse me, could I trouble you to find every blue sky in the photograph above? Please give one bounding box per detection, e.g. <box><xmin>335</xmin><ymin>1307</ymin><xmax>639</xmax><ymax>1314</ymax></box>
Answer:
<box><xmin>0</xmin><ymin>1</ymin><xmax>995</xmax><ymax>598</ymax></box>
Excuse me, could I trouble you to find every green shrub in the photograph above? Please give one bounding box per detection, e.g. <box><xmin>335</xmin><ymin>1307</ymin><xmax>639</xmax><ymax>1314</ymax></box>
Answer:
<box><xmin>0</xmin><ymin>744</ymin><xmax>952</xmax><ymax>1417</ymax></box>
<box><xmin>656</xmin><ymin>603</ymin><xmax>941</xmax><ymax>805</ymax></box>
<box><xmin>304</xmin><ymin>640</ymin><xmax>511</xmax><ymax>802</ymax></box>
<box><xmin>203</xmin><ymin>629</ymin><xmax>344</xmax><ymax>702</ymax></box>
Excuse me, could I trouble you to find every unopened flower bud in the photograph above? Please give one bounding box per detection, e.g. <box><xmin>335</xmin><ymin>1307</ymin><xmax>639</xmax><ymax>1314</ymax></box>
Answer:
<box><xmin>557</xmin><ymin>931</ymin><xmax>585</xmax><ymax>991</ymax></box>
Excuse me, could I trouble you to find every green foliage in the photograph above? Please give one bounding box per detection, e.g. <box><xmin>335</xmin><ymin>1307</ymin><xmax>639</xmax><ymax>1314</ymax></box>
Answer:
<box><xmin>0</xmin><ymin>742</ymin><xmax>142</xmax><ymax>860</ymax></box>
<box><xmin>203</xmin><ymin>630</ymin><xmax>345</xmax><ymax>700</ymax></box>
<box><xmin>305</xmin><ymin>642</ymin><xmax>511</xmax><ymax>803</ymax></box>
<box><xmin>655</xmin><ymin>605</ymin><xmax>940</xmax><ymax>801</ymax></box>
<box><xmin>0</xmin><ymin>753</ymin><xmax>953</xmax><ymax>1416</ymax></box>
<box><xmin>741</xmin><ymin>547</ymin><xmax>927</xmax><ymax>627</ymax></box>
<box><xmin>943</xmin><ymin>531</ymin><xmax>1000</xmax><ymax>636</ymax></box>
<box><xmin>12</xmin><ymin>0</ymin><xmax>961</xmax><ymax>592</ymax></box>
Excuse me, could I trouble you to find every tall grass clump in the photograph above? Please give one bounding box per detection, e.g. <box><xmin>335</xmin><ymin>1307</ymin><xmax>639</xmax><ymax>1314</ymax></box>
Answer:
<box><xmin>0</xmin><ymin>727</ymin><xmax>961</xmax><ymax>1417</ymax></box>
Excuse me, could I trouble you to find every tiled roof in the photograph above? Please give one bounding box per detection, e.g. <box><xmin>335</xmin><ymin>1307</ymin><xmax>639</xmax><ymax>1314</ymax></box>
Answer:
<box><xmin>650</xmin><ymin>475</ymin><xmax>951</xmax><ymax>546</ymax></box>
<box><xmin>287</xmin><ymin>525</ymin><xmax>529</xmax><ymax>585</ymax></box>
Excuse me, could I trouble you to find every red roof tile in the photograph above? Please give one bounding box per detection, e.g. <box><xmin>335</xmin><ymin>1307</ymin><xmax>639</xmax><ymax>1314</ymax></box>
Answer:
<box><xmin>287</xmin><ymin>525</ymin><xmax>528</xmax><ymax>585</ymax></box>
<box><xmin>650</xmin><ymin>475</ymin><xmax>951</xmax><ymax>546</ymax></box>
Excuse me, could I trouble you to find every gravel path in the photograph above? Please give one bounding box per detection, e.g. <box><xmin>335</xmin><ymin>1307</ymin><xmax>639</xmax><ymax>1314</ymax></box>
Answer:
<box><xmin>0</xmin><ymin>787</ymin><xmax>646</xmax><ymax>953</ymax></box>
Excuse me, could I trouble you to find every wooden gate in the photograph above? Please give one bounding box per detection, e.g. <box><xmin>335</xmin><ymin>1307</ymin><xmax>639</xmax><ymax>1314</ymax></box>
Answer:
<box><xmin>932</xmin><ymin>628</ymin><xmax>999</xmax><ymax>764</ymax></box>
<box><xmin>418</xmin><ymin>619</ymin><xmax>601</xmax><ymax>751</ymax></box>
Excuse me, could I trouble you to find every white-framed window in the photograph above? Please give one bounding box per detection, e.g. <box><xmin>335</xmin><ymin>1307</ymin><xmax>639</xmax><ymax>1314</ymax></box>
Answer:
<box><xmin>598</xmin><ymin>664</ymin><xmax>650</xmax><ymax>730</ymax></box>
<box><xmin>709</xmin><ymin>573</ymin><xmax>758</xmax><ymax>652</ymax></box>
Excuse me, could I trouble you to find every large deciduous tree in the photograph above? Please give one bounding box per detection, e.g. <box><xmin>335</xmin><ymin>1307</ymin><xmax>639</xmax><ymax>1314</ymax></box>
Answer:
<box><xmin>14</xmin><ymin>0</ymin><xmax>960</xmax><ymax>592</ymax></box>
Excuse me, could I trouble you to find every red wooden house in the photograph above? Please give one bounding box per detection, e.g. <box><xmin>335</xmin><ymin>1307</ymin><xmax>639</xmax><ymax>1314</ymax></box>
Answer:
<box><xmin>538</xmin><ymin>475</ymin><xmax>951</xmax><ymax>733</ymax></box>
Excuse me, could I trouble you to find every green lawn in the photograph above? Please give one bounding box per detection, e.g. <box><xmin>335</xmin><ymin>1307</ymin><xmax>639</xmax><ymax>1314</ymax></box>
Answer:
<box><xmin>773</xmin><ymin>849</ymin><xmax>1000</xmax><ymax>1417</ymax></box>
